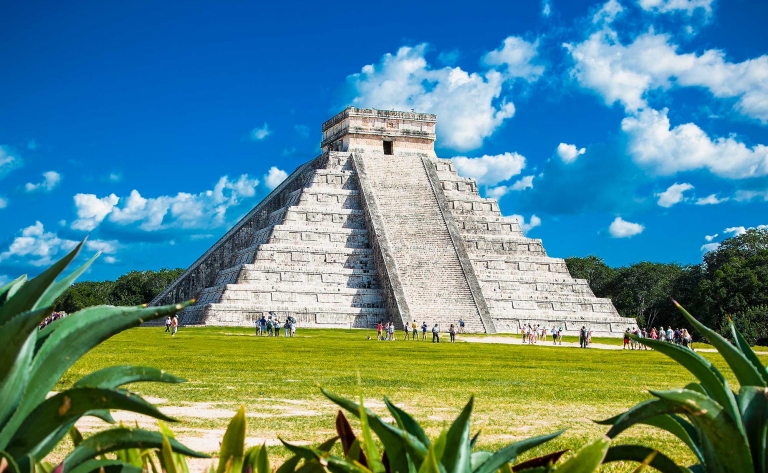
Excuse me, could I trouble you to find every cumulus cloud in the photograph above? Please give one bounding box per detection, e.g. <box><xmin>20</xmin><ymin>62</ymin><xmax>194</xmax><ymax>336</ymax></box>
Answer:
<box><xmin>511</xmin><ymin>175</ymin><xmax>535</xmax><ymax>190</ymax></box>
<box><xmin>347</xmin><ymin>44</ymin><xmax>521</xmax><ymax>151</ymax></box>
<box><xmin>25</xmin><ymin>171</ymin><xmax>61</xmax><ymax>193</ymax></box>
<box><xmin>452</xmin><ymin>152</ymin><xmax>526</xmax><ymax>186</ymax></box>
<box><xmin>509</xmin><ymin>214</ymin><xmax>542</xmax><ymax>234</ymax></box>
<box><xmin>696</xmin><ymin>194</ymin><xmax>728</xmax><ymax>205</ymax></box>
<box><xmin>637</xmin><ymin>0</ymin><xmax>713</xmax><ymax>15</ymax></box>
<box><xmin>656</xmin><ymin>182</ymin><xmax>694</xmax><ymax>207</ymax></box>
<box><xmin>485</xmin><ymin>186</ymin><xmax>510</xmax><ymax>199</ymax></box>
<box><xmin>0</xmin><ymin>146</ymin><xmax>22</xmax><ymax>178</ymax></box>
<box><xmin>484</xmin><ymin>175</ymin><xmax>534</xmax><ymax>199</ymax></box>
<box><xmin>71</xmin><ymin>174</ymin><xmax>261</xmax><ymax>233</ymax></box>
<box><xmin>556</xmin><ymin>143</ymin><xmax>586</xmax><ymax>163</ymax></box>
<box><xmin>704</xmin><ymin>233</ymin><xmax>718</xmax><ymax>242</ymax></box>
<box><xmin>249</xmin><ymin>124</ymin><xmax>271</xmax><ymax>141</ymax></box>
<box><xmin>264</xmin><ymin>166</ymin><xmax>288</xmax><ymax>190</ymax></box>
<box><xmin>566</xmin><ymin>30</ymin><xmax>768</xmax><ymax>121</ymax></box>
<box><xmin>725</xmin><ymin>226</ymin><xmax>747</xmax><ymax>237</ymax></box>
<box><xmin>72</xmin><ymin>194</ymin><xmax>120</xmax><ymax>231</ymax></box>
<box><xmin>592</xmin><ymin>0</ymin><xmax>624</xmax><ymax>25</ymax></box>
<box><xmin>0</xmin><ymin>196</ymin><xmax>7</xmax><ymax>209</ymax></box>
<box><xmin>622</xmin><ymin>108</ymin><xmax>768</xmax><ymax>178</ymax></box>
<box><xmin>701</xmin><ymin>242</ymin><xmax>719</xmax><ymax>252</ymax></box>
<box><xmin>0</xmin><ymin>221</ymin><xmax>116</xmax><ymax>267</ymax></box>
<box><xmin>481</xmin><ymin>36</ymin><xmax>545</xmax><ymax>81</ymax></box>
<box><xmin>609</xmin><ymin>216</ymin><xmax>644</xmax><ymax>238</ymax></box>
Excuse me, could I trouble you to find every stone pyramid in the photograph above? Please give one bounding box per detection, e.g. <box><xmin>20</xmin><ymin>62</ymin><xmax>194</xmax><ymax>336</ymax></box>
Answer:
<box><xmin>150</xmin><ymin>107</ymin><xmax>636</xmax><ymax>336</ymax></box>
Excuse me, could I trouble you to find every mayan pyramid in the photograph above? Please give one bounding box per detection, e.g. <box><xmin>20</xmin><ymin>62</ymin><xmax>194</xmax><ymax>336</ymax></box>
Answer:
<box><xmin>150</xmin><ymin>107</ymin><xmax>636</xmax><ymax>336</ymax></box>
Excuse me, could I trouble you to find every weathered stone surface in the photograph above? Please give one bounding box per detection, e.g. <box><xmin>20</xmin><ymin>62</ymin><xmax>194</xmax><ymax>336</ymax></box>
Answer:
<box><xmin>149</xmin><ymin>107</ymin><xmax>636</xmax><ymax>335</ymax></box>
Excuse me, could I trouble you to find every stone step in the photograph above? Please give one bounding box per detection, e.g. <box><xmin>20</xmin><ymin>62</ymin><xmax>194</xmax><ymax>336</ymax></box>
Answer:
<box><xmin>269</xmin><ymin>225</ymin><xmax>370</xmax><ymax>249</ymax></box>
<box><xmin>182</xmin><ymin>303</ymin><xmax>387</xmax><ymax>328</ymax></box>
<box><xmin>298</xmin><ymin>188</ymin><xmax>361</xmax><ymax>209</ymax></box>
<box><xmin>309</xmin><ymin>169</ymin><xmax>357</xmax><ymax>189</ymax></box>
<box><xmin>283</xmin><ymin>206</ymin><xmax>366</xmax><ymax>229</ymax></box>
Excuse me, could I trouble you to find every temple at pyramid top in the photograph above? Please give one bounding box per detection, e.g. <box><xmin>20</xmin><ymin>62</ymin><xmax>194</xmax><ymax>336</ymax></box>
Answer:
<box><xmin>149</xmin><ymin>107</ymin><xmax>637</xmax><ymax>336</ymax></box>
<box><xmin>321</xmin><ymin>107</ymin><xmax>436</xmax><ymax>154</ymax></box>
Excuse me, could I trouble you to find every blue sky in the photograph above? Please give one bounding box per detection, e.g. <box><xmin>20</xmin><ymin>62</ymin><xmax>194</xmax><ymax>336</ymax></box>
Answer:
<box><xmin>1</xmin><ymin>0</ymin><xmax>767</xmax><ymax>283</ymax></box>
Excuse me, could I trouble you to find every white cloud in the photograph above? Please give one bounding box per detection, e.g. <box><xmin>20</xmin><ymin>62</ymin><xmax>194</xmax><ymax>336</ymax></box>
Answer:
<box><xmin>264</xmin><ymin>166</ymin><xmax>288</xmax><ymax>190</ymax></box>
<box><xmin>734</xmin><ymin>190</ymin><xmax>768</xmax><ymax>202</ymax></box>
<box><xmin>249</xmin><ymin>124</ymin><xmax>271</xmax><ymax>141</ymax></box>
<box><xmin>103</xmin><ymin>256</ymin><xmax>117</xmax><ymax>264</ymax></box>
<box><xmin>0</xmin><ymin>221</ymin><xmax>117</xmax><ymax>267</ymax></box>
<box><xmin>609</xmin><ymin>216</ymin><xmax>644</xmax><ymax>238</ymax></box>
<box><xmin>25</xmin><ymin>171</ymin><xmax>61</xmax><ymax>193</ymax></box>
<box><xmin>566</xmin><ymin>30</ymin><xmax>768</xmax><ymax>121</ymax></box>
<box><xmin>481</xmin><ymin>36</ymin><xmax>545</xmax><ymax>81</ymax></box>
<box><xmin>542</xmin><ymin>0</ymin><xmax>552</xmax><ymax>17</ymax></box>
<box><xmin>696</xmin><ymin>194</ymin><xmax>728</xmax><ymax>205</ymax></box>
<box><xmin>108</xmin><ymin>172</ymin><xmax>123</xmax><ymax>182</ymax></box>
<box><xmin>72</xmin><ymin>194</ymin><xmax>120</xmax><ymax>231</ymax></box>
<box><xmin>556</xmin><ymin>143</ymin><xmax>586</xmax><ymax>163</ymax></box>
<box><xmin>511</xmin><ymin>175</ymin><xmax>535</xmax><ymax>190</ymax></box>
<box><xmin>347</xmin><ymin>44</ymin><xmax>518</xmax><ymax>151</ymax></box>
<box><xmin>592</xmin><ymin>0</ymin><xmax>624</xmax><ymax>25</ymax></box>
<box><xmin>725</xmin><ymin>226</ymin><xmax>747</xmax><ymax>237</ymax></box>
<box><xmin>0</xmin><ymin>146</ymin><xmax>22</xmax><ymax>178</ymax></box>
<box><xmin>72</xmin><ymin>174</ymin><xmax>261</xmax><ymax>232</ymax></box>
<box><xmin>485</xmin><ymin>186</ymin><xmax>510</xmax><ymax>199</ymax></box>
<box><xmin>452</xmin><ymin>152</ymin><xmax>526</xmax><ymax>186</ymax></box>
<box><xmin>0</xmin><ymin>196</ymin><xmax>7</xmax><ymax>209</ymax></box>
<box><xmin>656</xmin><ymin>182</ymin><xmax>694</xmax><ymax>207</ymax></box>
<box><xmin>704</xmin><ymin>233</ymin><xmax>718</xmax><ymax>242</ymax></box>
<box><xmin>638</xmin><ymin>0</ymin><xmax>713</xmax><ymax>15</ymax></box>
<box><xmin>509</xmin><ymin>214</ymin><xmax>542</xmax><ymax>234</ymax></box>
<box><xmin>622</xmin><ymin>108</ymin><xmax>768</xmax><ymax>178</ymax></box>
<box><xmin>701</xmin><ymin>242</ymin><xmax>720</xmax><ymax>252</ymax></box>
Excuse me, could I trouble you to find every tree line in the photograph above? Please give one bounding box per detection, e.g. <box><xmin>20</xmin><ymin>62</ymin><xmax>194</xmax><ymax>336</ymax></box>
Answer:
<box><xmin>566</xmin><ymin>227</ymin><xmax>768</xmax><ymax>344</ymax></box>
<box><xmin>54</xmin><ymin>268</ymin><xmax>185</xmax><ymax>312</ymax></box>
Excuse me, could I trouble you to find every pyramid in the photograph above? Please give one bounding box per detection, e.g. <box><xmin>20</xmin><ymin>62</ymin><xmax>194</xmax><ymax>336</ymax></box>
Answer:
<box><xmin>149</xmin><ymin>107</ymin><xmax>636</xmax><ymax>336</ymax></box>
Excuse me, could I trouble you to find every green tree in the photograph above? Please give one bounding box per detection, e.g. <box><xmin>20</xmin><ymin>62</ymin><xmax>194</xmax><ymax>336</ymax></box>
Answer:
<box><xmin>54</xmin><ymin>280</ymin><xmax>115</xmax><ymax>312</ymax></box>
<box><xmin>609</xmin><ymin>262</ymin><xmax>684</xmax><ymax>328</ymax></box>
<box><xmin>109</xmin><ymin>268</ymin><xmax>184</xmax><ymax>306</ymax></box>
<box><xmin>564</xmin><ymin>255</ymin><xmax>616</xmax><ymax>298</ymax></box>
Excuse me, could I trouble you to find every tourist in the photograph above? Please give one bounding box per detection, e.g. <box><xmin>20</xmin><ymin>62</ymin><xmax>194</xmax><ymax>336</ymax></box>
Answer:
<box><xmin>681</xmin><ymin>329</ymin><xmax>690</xmax><ymax>348</ymax></box>
<box><xmin>377</xmin><ymin>322</ymin><xmax>383</xmax><ymax>340</ymax></box>
<box><xmin>403</xmin><ymin>323</ymin><xmax>410</xmax><ymax>340</ymax></box>
<box><xmin>171</xmin><ymin>315</ymin><xmax>178</xmax><ymax>336</ymax></box>
<box><xmin>290</xmin><ymin>318</ymin><xmax>296</xmax><ymax>337</ymax></box>
<box><xmin>275</xmin><ymin>319</ymin><xmax>281</xmax><ymax>337</ymax></box>
<box><xmin>650</xmin><ymin>327</ymin><xmax>657</xmax><ymax>340</ymax></box>
<box><xmin>267</xmin><ymin>316</ymin><xmax>274</xmax><ymax>336</ymax></box>
<box><xmin>284</xmin><ymin>318</ymin><xmax>290</xmax><ymax>337</ymax></box>
<box><xmin>449</xmin><ymin>324</ymin><xmax>456</xmax><ymax>343</ymax></box>
<box><xmin>540</xmin><ymin>325</ymin><xmax>546</xmax><ymax>342</ymax></box>
<box><xmin>165</xmin><ymin>316</ymin><xmax>171</xmax><ymax>333</ymax></box>
<box><xmin>551</xmin><ymin>326</ymin><xmax>558</xmax><ymax>345</ymax></box>
<box><xmin>623</xmin><ymin>329</ymin><xmax>630</xmax><ymax>350</ymax></box>
<box><xmin>432</xmin><ymin>324</ymin><xmax>440</xmax><ymax>343</ymax></box>
<box><xmin>458</xmin><ymin>318</ymin><xmax>465</xmax><ymax>334</ymax></box>
<box><xmin>579</xmin><ymin>326</ymin><xmax>588</xmax><ymax>348</ymax></box>
<box><xmin>666</xmin><ymin>326</ymin><xmax>674</xmax><ymax>343</ymax></box>
<box><xmin>412</xmin><ymin>321</ymin><xmax>418</xmax><ymax>340</ymax></box>
<box><xmin>557</xmin><ymin>326</ymin><xmax>563</xmax><ymax>345</ymax></box>
<box><xmin>259</xmin><ymin>315</ymin><xmax>267</xmax><ymax>336</ymax></box>
<box><xmin>254</xmin><ymin>317</ymin><xmax>260</xmax><ymax>335</ymax></box>
<box><xmin>422</xmin><ymin>321</ymin><xmax>428</xmax><ymax>341</ymax></box>
<box><xmin>388</xmin><ymin>321</ymin><xmax>395</xmax><ymax>341</ymax></box>
<box><xmin>521</xmin><ymin>326</ymin><xmax>527</xmax><ymax>343</ymax></box>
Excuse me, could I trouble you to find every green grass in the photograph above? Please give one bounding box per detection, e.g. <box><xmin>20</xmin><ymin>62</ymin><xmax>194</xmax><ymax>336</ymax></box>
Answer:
<box><xmin>56</xmin><ymin>326</ymin><xmax>768</xmax><ymax>471</ymax></box>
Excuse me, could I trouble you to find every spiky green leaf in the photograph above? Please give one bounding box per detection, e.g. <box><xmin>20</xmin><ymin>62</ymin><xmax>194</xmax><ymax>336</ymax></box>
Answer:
<box><xmin>74</xmin><ymin>366</ymin><xmax>185</xmax><ymax>389</ymax></box>
<box><xmin>603</xmin><ymin>445</ymin><xmax>690</xmax><ymax>473</ymax></box>
<box><xmin>67</xmin><ymin>459</ymin><xmax>144</xmax><ymax>473</ymax></box>
<box><xmin>383</xmin><ymin>397</ymin><xmax>429</xmax><ymax>448</ymax></box>
<box><xmin>554</xmin><ymin>436</ymin><xmax>610</xmax><ymax>473</ymax></box>
<box><xmin>442</xmin><ymin>397</ymin><xmax>473</xmax><ymax>473</ymax></box>
<box><xmin>473</xmin><ymin>430</ymin><xmax>563</xmax><ymax>473</ymax></box>
<box><xmin>218</xmin><ymin>405</ymin><xmax>246</xmax><ymax>473</ymax></box>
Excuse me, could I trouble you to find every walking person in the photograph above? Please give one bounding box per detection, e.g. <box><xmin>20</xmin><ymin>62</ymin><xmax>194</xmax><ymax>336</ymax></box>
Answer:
<box><xmin>377</xmin><ymin>322</ymin><xmax>383</xmax><ymax>340</ymax></box>
<box><xmin>171</xmin><ymin>315</ymin><xmax>178</xmax><ymax>336</ymax></box>
<box><xmin>422</xmin><ymin>321</ymin><xmax>428</xmax><ymax>341</ymax></box>
<box><xmin>449</xmin><ymin>324</ymin><xmax>456</xmax><ymax>343</ymax></box>
<box><xmin>557</xmin><ymin>326</ymin><xmax>563</xmax><ymax>345</ymax></box>
<box><xmin>551</xmin><ymin>326</ymin><xmax>558</xmax><ymax>345</ymax></box>
<box><xmin>412</xmin><ymin>321</ymin><xmax>418</xmax><ymax>340</ymax></box>
<box><xmin>259</xmin><ymin>315</ymin><xmax>267</xmax><ymax>336</ymax></box>
<box><xmin>284</xmin><ymin>318</ymin><xmax>291</xmax><ymax>337</ymax></box>
<box><xmin>432</xmin><ymin>324</ymin><xmax>440</xmax><ymax>343</ymax></box>
<box><xmin>388</xmin><ymin>322</ymin><xmax>395</xmax><ymax>341</ymax></box>
<box><xmin>579</xmin><ymin>326</ymin><xmax>587</xmax><ymax>348</ymax></box>
<box><xmin>458</xmin><ymin>318</ymin><xmax>465</xmax><ymax>334</ymax></box>
<box><xmin>165</xmin><ymin>316</ymin><xmax>172</xmax><ymax>333</ymax></box>
<box><xmin>404</xmin><ymin>323</ymin><xmax>410</xmax><ymax>340</ymax></box>
<box><xmin>275</xmin><ymin>319</ymin><xmax>281</xmax><ymax>337</ymax></box>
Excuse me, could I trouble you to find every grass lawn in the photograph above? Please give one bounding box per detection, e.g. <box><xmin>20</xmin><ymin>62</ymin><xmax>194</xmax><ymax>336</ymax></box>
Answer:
<box><xmin>55</xmin><ymin>326</ymin><xmax>766</xmax><ymax>471</ymax></box>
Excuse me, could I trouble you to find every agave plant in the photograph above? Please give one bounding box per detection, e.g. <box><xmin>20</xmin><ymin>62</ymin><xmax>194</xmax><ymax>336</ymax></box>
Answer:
<box><xmin>599</xmin><ymin>301</ymin><xmax>768</xmax><ymax>473</ymax></box>
<box><xmin>267</xmin><ymin>389</ymin><xmax>683</xmax><ymax>473</ymax></box>
<box><xmin>0</xmin><ymin>241</ymin><xmax>206</xmax><ymax>473</ymax></box>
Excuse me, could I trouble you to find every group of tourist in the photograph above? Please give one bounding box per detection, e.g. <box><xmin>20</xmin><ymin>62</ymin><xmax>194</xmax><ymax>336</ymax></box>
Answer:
<box><xmin>255</xmin><ymin>312</ymin><xmax>297</xmax><ymax>337</ymax></box>
<box><xmin>521</xmin><ymin>324</ymin><xmax>567</xmax><ymax>345</ymax></box>
<box><xmin>164</xmin><ymin>315</ymin><xmax>179</xmax><ymax>335</ymax></box>
<box><xmin>38</xmin><ymin>311</ymin><xmax>68</xmax><ymax>330</ymax></box>
<box><xmin>374</xmin><ymin>321</ymin><xmax>459</xmax><ymax>343</ymax></box>
<box><xmin>623</xmin><ymin>326</ymin><xmax>693</xmax><ymax>349</ymax></box>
